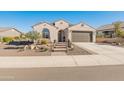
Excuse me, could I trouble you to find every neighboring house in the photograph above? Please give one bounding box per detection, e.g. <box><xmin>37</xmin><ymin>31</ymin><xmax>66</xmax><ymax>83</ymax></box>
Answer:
<box><xmin>0</xmin><ymin>27</ymin><xmax>22</xmax><ymax>38</ymax></box>
<box><xmin>97</xmin><ymin>22</ymin><xmax>124</xmax><ymax>38</ymax></box>
<box><xmin>32</xmin><ymin>20</ymin><xmax>96</xmax><ymax>42</ymax></box>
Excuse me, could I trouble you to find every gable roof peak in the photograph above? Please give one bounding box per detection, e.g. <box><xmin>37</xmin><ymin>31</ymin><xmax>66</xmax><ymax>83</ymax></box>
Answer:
<box><xmin>33</xmin><ymin>21</ymin><xmax>51</xmax><ymax>27</ymax></box>
<box><xmin>54</xmin><ymin>19</ymin><xmax>70</xmax><ymax>24</ymax></box>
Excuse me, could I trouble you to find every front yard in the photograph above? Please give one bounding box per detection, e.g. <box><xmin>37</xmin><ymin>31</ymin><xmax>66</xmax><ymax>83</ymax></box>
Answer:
<box><xmin>0</xmin><ymin>43</ymin><xmax>94</xmax><ymax>56</ymax></box>
<box><xmin>0</xmin><ymin>31</ymin><xmax>94</xmax><ymax>56</ymax></box>
<box><xmin>0</xmin><ymin>44</ymin><xmax>51</xmax><ymax>56</ymax></box>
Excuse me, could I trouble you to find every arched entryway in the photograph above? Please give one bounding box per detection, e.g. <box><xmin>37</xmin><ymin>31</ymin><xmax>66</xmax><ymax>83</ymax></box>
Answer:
<box><xmin>58</xmin><ymin>30</ymin><xmax>65</xmax><ymax>42</ymax></box>
<box><xmin>42</xmin><ymin>28</ymin><xmax>50</xmax><ymax>38</ymax></box>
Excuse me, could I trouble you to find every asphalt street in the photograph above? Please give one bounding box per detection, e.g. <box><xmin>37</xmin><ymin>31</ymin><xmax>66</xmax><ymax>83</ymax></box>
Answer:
<box><xmin>0</xmin><ymin>65</ymin><xmax>124</xmax><ymax>80</ymax></box>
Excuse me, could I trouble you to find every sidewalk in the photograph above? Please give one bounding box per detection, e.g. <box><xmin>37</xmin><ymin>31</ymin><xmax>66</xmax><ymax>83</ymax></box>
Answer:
<box><xmin>0</xmin><ymin>54</ymin><xmax>124</xmax><ymax>68</ymax></box>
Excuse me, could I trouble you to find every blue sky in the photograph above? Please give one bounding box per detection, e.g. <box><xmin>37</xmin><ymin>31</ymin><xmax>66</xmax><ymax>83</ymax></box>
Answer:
<box><xmin>0</xmin><ymin>11</ymin><xmax>124</xmax><ymax>32</ymax></box>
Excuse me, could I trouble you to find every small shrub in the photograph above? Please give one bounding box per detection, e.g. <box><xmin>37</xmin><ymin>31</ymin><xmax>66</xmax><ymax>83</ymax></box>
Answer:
<box><xmin>41</xmin><ymin>39</ymin><xmax>48</xmax><ymax>45</ymax></box>
<box><xmin>96</xmin><ymin>34</ymin><xmax>103</xmax><ymax>38</ymax></box>
<box><xmin>3</xmin><ymin>37</ymin><xmax>13</xmax><ymax>43</ymax></box>
<box><xmin>37</xmin><ymin>39</ymin><xmax>49</xmax><ymax>45</ymax></box>
<box><xmin>119</xmin><ymin>31</ymin><xmax>124</xmax><ymax>38</ymax></box>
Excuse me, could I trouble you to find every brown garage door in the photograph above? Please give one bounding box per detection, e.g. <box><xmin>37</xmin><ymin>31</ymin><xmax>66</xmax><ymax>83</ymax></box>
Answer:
<box><xmin>72</xmin><ymin>31</ymin><xmax>92</xmax><ymax>42</ymax></box>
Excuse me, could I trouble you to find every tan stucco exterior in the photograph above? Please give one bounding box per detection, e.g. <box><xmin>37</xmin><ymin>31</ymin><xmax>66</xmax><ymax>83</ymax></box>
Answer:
<box><xmin>32</xmin><ymin>20</ymin><xmax>96</xmax><ymax>42</ymax></box>
<box><xmin>33</xmin><ymin>23</ymin><xmax>57</xmax><ymax>42</ymax></box>
<box><xmin>55</xmin><ymin>20</ymin><xmax>69</xmax><ymax>30</ymax></box>
<box><xmin>68</xmin><ymin>23</ymin><xmax>96</xmax><ymax>42</ymax></box>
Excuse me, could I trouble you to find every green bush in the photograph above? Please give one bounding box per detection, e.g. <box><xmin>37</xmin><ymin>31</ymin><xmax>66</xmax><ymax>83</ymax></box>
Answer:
<box><xmin>41</xmin><ymin>39</ymin><xmax>48</xmax><ymax>45</ymax></box>
<box><xmin>25</xmin><ymin>31</ymin><xmax>41</xmax><ymax>41</ymax></box>
<box><xmin>96</xmin><ymin>34</ymin><xmax>103</xmax><ymax>38</ymax></box>
<box><xmin>3</xmin><ymin>37</ymin><xmax>13</xmax><ymax>43</ymax></box>
<box><xmin>37</xmin><ymin>39</ymin><xmax>48</xmax><ymax>45</ymax></box>
<box><xmin>119</xmin><ymin>31</ymin><xmax>124</xmax><ymax>38</ymax></box>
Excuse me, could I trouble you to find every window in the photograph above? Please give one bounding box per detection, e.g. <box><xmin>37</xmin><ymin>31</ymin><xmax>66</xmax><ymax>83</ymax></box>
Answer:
<box><xmin>42</xmin><ymin>28</ymin><xmax>50</xmax><ymax>38</ymax></box>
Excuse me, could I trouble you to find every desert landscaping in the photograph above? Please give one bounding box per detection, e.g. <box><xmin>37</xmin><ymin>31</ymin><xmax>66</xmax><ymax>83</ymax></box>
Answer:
<box><xmin>0</xmin><ymin>30</ymin><xmax>93</xmax><ymax>56</ymax></box>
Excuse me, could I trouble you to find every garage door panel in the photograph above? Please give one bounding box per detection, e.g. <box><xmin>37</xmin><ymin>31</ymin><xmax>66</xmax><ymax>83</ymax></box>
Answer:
<box><xmin>72</xmin><ymin>31</ymin><xmax>92</xmax><ymax>42</ymax></box>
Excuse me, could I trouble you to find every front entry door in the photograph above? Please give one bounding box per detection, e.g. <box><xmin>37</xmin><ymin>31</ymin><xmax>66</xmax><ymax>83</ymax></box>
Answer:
<box><xmin>58</xmin><ymin>30</ymin><xmax>65</xmax><ymax>42</ymax></box>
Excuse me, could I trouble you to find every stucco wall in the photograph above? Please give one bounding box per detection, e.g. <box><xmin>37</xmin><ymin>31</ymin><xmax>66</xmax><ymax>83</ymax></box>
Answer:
<box><xmin>55</xmin><ymin>20</ymin><xmax>70</xmax><ymax>42</ymax></box>
<box><xmin>68</xmin><ymin>23</ymin><xmax>96</xmax><ymax>42</ymax></box>
<box><xmin>33</xmin><ymin>23</ymin><xmax>57</xmax><ymax>42</ymax></box>
<box><xmin>55</xmin><ymin>20</ymin><xmax>69</xmax><ymax>30</ymax></box>
<box><xmin>68</xmin><ymin>23</ymin><xmax>96</xmax><ymax>32</ymax></box>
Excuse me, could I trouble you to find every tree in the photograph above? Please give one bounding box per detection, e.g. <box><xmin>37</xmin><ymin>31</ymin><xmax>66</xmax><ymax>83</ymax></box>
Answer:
<box><xmin>114</xmin><ymin>22</ymin><xmax>122</xmax><ymax>37</ymax></box>
<box><xmin>25</xmin><ymin>31</ymin><xmax>41</xmax><ymax>43</ymax></box>
<box><xmin>119</xmin><ymin>31</ymin><xmax>124</xmax><ymax>38</ymax></box>
<box><xmin>22</xmin><ymin>31</ymin><xmax>42</xmax><ymax>50</ymax></box>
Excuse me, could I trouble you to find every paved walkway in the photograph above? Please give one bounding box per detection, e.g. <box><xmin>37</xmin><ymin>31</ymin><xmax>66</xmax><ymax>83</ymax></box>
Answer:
<box><xmin>0</xmin><ymin>43</ymin><xmax>124</xmax><ymax>68</ymax></box>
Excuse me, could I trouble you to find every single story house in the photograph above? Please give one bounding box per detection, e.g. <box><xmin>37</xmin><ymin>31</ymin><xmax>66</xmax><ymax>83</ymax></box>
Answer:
<box><xmin>0</xmin><ymin>27</ymin><xmax>22</xmax><ymax>38</ymax></box>
<box><xmin>97</xmin><ymin>22</ymin><xmax>124</xmax><ymax>38</ymax></box>
<box><xmin>32</xmin><ymin>20</ymin><xmax>96</xmax><ymax>42</ymax></box>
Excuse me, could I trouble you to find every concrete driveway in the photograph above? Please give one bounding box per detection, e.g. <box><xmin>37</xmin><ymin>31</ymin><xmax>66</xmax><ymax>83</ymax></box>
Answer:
<box><xmin>74</xmin><ymin>43</ymin><xmax>124</xmax><ymax>55</ymax></box>
<box><xmin>73</xmin><ymin>43</ymin><xmax>124</xmax><ymax>66</ymax></box>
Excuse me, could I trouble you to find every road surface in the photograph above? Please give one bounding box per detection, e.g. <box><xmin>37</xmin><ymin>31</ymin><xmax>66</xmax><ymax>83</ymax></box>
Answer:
<box><xmin>0</xmin><ymin>65</ymin><xmax>124</xmax><ymax>80</ymax></box>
